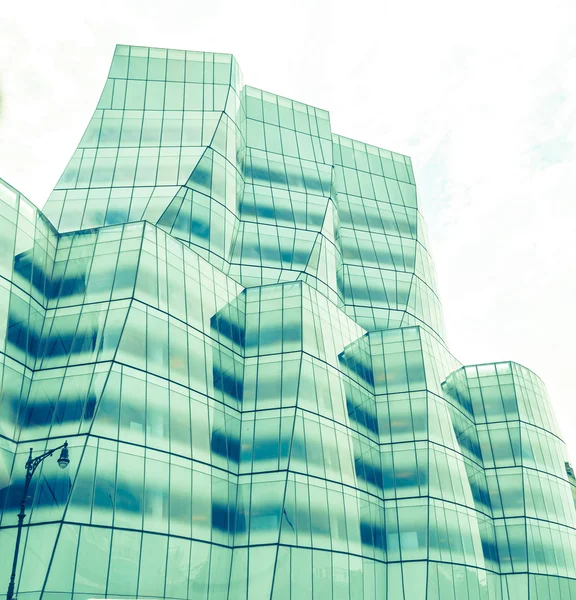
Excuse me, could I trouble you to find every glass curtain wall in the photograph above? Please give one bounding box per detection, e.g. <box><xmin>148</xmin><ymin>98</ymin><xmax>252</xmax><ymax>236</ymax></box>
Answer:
<box><xmin>0</xmin><ymin>45</ymin><xmax>574</xmax><ymax>600</ymax></box>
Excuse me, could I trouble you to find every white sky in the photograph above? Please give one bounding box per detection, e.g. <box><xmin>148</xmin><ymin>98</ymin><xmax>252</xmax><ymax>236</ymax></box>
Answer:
<box><xmin>1</xmin><ymin>0</ymin><xmax>576</xmax><ymax>458</ymax></box>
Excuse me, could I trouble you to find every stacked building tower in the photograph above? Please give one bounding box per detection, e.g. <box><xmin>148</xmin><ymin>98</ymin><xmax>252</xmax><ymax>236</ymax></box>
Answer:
<box><xmin>0</xmin><ymin>45</ymin><xmax>575</xmax><ymax>599</ymax></box>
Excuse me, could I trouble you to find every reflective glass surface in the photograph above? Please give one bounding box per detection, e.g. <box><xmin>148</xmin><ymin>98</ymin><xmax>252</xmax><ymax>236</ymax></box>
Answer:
<box><xmin>0</xmin><ymin>44</ymin><xmax>574</xmax><ymax>599</ymax></box>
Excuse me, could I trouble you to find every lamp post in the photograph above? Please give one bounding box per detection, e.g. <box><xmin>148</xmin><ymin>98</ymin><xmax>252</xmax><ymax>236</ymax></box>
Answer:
<box><xmin>5</xmin><ymin>441</ymin><xmax>70</xmax><ymax>600</ymax></box>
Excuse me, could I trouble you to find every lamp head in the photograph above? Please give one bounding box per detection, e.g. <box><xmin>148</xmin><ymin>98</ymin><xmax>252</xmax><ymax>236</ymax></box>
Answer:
<box><xmin>57</xmin><ymin>442</ymin><xmax>70</xmax><ymax>469</ymax></box>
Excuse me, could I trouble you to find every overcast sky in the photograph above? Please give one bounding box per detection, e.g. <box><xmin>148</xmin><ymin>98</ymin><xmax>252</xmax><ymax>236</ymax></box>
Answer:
<box><xmin>1</xmin><ymin>0</ymin><xmax>576</xmax><ymax>458</ymax></box>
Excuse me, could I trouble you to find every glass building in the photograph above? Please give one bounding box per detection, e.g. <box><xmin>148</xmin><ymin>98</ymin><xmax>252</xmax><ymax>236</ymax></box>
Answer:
<box><xmin>0</xmin><ymin>44</ymin><xmax>575</xmax><ymax>600</ymax></box>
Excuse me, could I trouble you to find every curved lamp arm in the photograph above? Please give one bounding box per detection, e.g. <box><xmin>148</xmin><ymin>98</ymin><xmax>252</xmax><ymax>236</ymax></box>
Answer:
<box><xmin>24</xmin><ymin>441</ymin><xmax>69</xmax><ymax>478</ymax></box>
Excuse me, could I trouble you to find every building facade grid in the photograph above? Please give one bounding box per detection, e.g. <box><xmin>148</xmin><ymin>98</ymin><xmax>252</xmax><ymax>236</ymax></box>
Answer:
<box><xmin>0</xmin><ymin>44</ymin><xmax>574</xmax><ymax>599</ymax></box>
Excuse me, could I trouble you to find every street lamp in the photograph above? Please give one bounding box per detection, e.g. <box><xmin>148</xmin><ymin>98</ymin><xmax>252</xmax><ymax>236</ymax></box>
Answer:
<box><xmin>5</xmin><ymin>441</ymin><xmax>70</xmax><ymax>600</ymax></box>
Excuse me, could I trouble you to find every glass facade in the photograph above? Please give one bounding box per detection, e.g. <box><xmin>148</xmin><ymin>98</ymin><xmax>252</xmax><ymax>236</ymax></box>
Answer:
<box><xmin>0</xmin><ymin>44</ymin><xmax>574</xmax><ymax>599</ymax></box>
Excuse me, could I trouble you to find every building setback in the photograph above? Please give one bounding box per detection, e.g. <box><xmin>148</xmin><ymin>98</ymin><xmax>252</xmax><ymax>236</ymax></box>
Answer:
<box><xmin>0</xmin><ymin>45</ymin><xmax>575</xmax><ymax>599</ymax></box>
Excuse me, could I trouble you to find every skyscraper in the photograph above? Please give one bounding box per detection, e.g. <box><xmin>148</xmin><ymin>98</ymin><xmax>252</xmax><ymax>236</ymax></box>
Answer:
<box><xmin>0</xmin><ymin>44</ymin><xmax>574</xmax><ymax>599</ymax></box>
